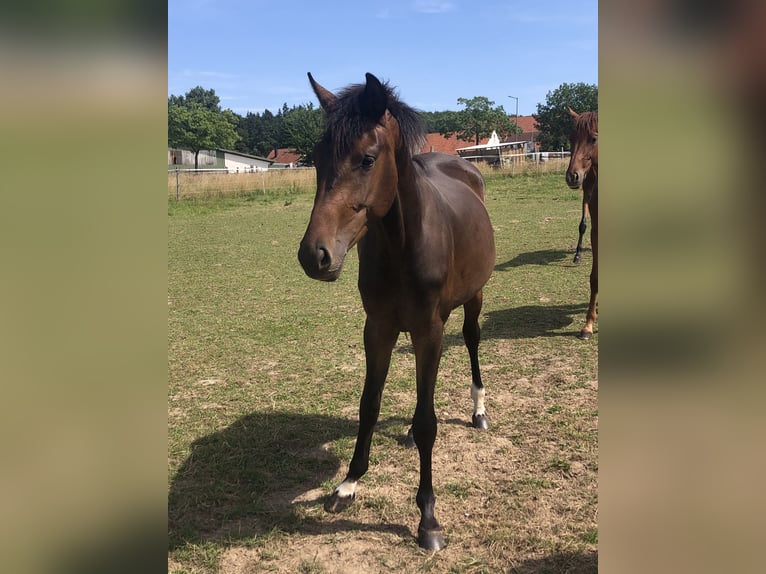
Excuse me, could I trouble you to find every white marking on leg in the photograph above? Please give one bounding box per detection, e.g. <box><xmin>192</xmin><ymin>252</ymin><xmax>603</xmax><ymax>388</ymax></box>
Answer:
<box><xmin>471</xmin><ymin>385</ymin><xmax>486</xmax><ymax>416</ymax></box>
<box><xmin>334</xmin><ymin>478</ymin><xmax>357</xmax><ymax>499</ymax></box>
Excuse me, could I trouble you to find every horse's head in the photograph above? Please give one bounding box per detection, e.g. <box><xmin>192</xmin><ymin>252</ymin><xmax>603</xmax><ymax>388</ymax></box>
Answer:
<box><xmin>565</xmin><ymin>108</ymin><xmax>598</xmax><ymax>190</ymax></box>
<box><xmin>298</xmin><ymin>72</ymin><xmax>423</xmax><ymax>281</ymax></box>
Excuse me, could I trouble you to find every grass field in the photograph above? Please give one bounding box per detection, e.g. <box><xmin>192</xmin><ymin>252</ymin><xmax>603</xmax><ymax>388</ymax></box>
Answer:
<box><xmin>168</xmin><ymin>170</ymin><xmax>598</xmax><ymax>573</ymax></box>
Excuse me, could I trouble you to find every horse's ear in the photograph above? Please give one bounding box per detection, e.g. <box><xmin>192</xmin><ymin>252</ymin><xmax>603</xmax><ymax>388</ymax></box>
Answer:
<box><xmin>308</xmin><ymin>72</ymin><xmax>336</xmax><ymax>113</ymax></box>
<box><xmin>362</xmin><ymin>73</ymin><xmax>388</xmax><ymax>121</ymax></box>
<box><xmin>568</xmin><ymin>107</ymin><xmax>580</xmax><ymax>119</ymax></box>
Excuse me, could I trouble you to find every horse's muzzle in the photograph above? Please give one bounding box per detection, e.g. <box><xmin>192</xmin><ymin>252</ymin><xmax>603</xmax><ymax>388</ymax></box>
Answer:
<box><xmin>298</xmin><ymin>240</ymin><xmax>342</xmax><ymax>281</ymax></box>
<box><xmin>565</xmin><ymin>170</ymin><xmax>583</xmax><ymax>190</ymax></box>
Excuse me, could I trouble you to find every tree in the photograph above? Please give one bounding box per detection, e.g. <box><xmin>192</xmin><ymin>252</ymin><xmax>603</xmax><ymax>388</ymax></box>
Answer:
<box><xmin>444</xmin><ymin>97</ymin><xmax>521</xmax><ymax>146</ymax></box>
<box><xmin>534</xmin><ymin>83</ymin><xmax>598</xmax><ymax>151</ymax></box>
<box><xmin>256</xmin><ymin>108</ymin><xmax>285</xmax><ymax>158</ymax></box>
<box><xmin>421</xmin><ymin>110</ymin><xmax>460</xmax><ymax>134</ymax></box>
<box><xmin>168</xmin><ymin>104</ymin><xmax>239</xmax><ymax>169</ymax></box>
<box><xmin>183</xmin><ymin>86</ymin><xmax>221</xmax><ymax>112</ymax></box>
<box><xmin>282</xmin><ymin>104</ymin><xmax>324</xmax><ymax>166</ymax></box>
<box><xmin>168</xmin><ymin>86</ymin><xmax>241</xmax><ymax>168</ymax></box>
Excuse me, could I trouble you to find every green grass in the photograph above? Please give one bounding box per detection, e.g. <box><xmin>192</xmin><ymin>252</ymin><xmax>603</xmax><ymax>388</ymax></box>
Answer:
<box><xmin>168</xmin><ymin>170</ymin><xmax>597</xmax><ymax>573</ymax></box>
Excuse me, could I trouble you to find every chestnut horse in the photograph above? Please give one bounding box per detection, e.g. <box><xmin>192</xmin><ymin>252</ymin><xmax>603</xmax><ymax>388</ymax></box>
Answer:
<box><xmin>298</xmin><ymin>73</ymin><xmax>495</xmax><ymax>550</ymax></box>
<box><xmin>565</xmin><ymin>108</ymin><xmax>598</xmax><ymax>339</ymax></box>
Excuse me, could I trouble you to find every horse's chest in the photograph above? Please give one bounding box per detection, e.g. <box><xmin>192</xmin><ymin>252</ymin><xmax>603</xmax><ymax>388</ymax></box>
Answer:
<box><xmin>358</xmin><ymin>260</ymin><xmax>445</xmax><ymax>325</ymax></box>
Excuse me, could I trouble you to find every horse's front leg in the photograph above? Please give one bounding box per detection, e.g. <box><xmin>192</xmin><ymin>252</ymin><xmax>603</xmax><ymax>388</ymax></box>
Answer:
<box><xmin>411</xmin><ymin>320</ymin><xmax>447</xmax><ymax>551</ymax></box>
<box><xmin>325</xmin><ymin>317</ymin><xmax>398</xmax><ymax>512</ymax></box>
<box><xmin>574</xmin><ymin>201</ymin><xmax>588</xmax><ymax>264</ymax></box>
<box><xmin>579</xmin><ymin>194</ymin><xmax>598</xmax><ymax>339</ymax></box>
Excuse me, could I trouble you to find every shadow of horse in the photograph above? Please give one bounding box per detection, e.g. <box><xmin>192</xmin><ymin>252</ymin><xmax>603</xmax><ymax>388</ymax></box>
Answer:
<box><xmin>480</xmin><ymin>303</ymin><xmax>589</xmax><ymax>340</ymax></box>
<box><xmin>169</xmin><ymin>412</ymin><xmax>413</xmax><ymax>549</ymax></box>
<box><xmin>393</xmin><ymin>303</ymin><xmax>589</xmax><ymax>355</ymax></box>
<box><xmin>494</xmin><ymin>248</ymin><xmax>577</xmax><ymax>270</ymax></box>
<box><xmin>510</xmin><ymin>550</ymin><xmax>597</xmax><ymax>573</ymax></box>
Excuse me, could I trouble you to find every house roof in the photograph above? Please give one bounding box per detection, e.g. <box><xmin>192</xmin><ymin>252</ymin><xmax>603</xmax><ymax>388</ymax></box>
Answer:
<box><xmin>267</xmin><ymin>149</ymin><xmax>303</xmax><ymax>165</ymax></box>
<box><xmin>218</xmin><ymin>149</ymin><xmax>273</xmax><ymax>163</ymax></box>
<box><xmin>420</xmin><ymin>133</ymin><xmax>490</xmax><ymax>155</ymax></box>
<box><xmin>267</xmin><ymin>116</ymin><xmax>541</xmax><ymax>164</ymax></box>
<box><xmin>514</xmin><ymin>115</ymin><xmax>539</xmax><ymax>134</ymax></box>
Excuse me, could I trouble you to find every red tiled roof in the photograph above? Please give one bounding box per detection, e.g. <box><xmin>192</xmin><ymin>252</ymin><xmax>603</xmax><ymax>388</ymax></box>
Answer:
<box><xmin>514</xmin><ymin>115</ymin><xmax>539</xmax><ymax>134</ymax></box>
<box><xmin>421</xmin><ymin>116</ymin><xmax>540</xmax><ymax>154</ymax></box>
<box><xmin>420</xmin><ymin>133</ymin><xmax>490</xmax><ymax>155</ymax></box>
<box><xmin>267</xmin><ymin>149</ymin><xmax>302</xmax><ymax>165</ymax></box>
<box><xmin>268</xmin><ymin>116</ymin><xmax>541</xmax><ymax>163</ymax></box>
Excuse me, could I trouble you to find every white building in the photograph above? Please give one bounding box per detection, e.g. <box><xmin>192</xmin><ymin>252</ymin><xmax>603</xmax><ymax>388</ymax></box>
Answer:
<box><xmin>219</xmin><ymin>149</ymin><xmax>273</xmax><ymax>173</ymax></box>
<box><xmin>167</xmin><ymin>148</ymin><xmax>274</xmax><ymax>172</ymax></box>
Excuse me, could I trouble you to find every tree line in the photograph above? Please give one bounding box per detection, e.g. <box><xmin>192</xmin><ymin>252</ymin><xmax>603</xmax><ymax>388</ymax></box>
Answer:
<box><xmin>168</xmin><ymin>83</ymin><xmax>597</xmax><ymax>168</ymax></box>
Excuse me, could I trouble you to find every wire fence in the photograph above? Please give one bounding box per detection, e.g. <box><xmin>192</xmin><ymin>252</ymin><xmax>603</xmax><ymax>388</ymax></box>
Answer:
<box><xmin>167</xmin><ymin>153</ymin><xmax>571</xmax><ymax>199</ymax></box>
<box><xmin>167</xmin><ymin>167</ymin><xmax>316</xmax><ymax>199</ymax></box>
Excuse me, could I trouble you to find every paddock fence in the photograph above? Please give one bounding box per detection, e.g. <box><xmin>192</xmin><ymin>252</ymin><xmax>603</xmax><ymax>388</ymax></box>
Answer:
<box><xmin>167</xmin><ymin>152</ymin><xmax>571</xmax><ymax>199</ymax></box>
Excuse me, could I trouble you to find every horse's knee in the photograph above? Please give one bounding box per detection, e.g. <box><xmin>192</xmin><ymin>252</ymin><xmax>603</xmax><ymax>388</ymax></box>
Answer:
<box><xmin>411</xmin><ymin>414</ymin><xmax>437</xmax><ymax>448</ymax></box>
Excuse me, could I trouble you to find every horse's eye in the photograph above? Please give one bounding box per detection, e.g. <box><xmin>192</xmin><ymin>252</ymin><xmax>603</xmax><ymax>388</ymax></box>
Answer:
<box><xmin>361</xmin><ymin>155</ymin><xmax>376</xmax><ymax>169</ymax></box>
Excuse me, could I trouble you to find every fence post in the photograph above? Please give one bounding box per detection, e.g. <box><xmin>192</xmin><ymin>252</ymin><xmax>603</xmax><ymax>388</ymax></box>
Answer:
<box><xmin>175</xmin><ymin>168</ymin><xmax>180</xmax><ymax>199</ymax></box>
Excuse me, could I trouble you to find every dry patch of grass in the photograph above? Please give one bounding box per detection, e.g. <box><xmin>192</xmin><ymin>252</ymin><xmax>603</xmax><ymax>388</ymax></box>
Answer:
<box><xmin>168</xmin><ymin>168</ymin><xmax>316</xmax><ymax>199</ymax></box>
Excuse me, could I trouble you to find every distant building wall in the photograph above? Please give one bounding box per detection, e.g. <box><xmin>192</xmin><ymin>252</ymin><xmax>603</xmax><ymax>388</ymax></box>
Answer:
<box><xmin>222</xmin><ymin>151</ymin><xmax>271</xmax><ymax>172</ymax></box>
<box><xmin>167</xmin><ymin>149</ymin><xmax>218</xmax><ymax>167</ymax></box>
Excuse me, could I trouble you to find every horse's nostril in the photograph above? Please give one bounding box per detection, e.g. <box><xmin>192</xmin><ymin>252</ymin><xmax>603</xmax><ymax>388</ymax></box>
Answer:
<box><xmin>318</xmin><ymin>246</ymin><xmax>331</xmax><ymax>270</ymax></box>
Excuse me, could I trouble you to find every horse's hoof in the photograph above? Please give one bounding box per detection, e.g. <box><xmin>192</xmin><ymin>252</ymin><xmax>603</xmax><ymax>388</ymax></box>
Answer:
<box><xmin>324</xmin><ymin>490</ymin><xmax>355</xmax><ymax>513</ymax></box>
<box><xmin>577</xmin><ymin>330</ymin><xmax>593</xmax><ymax>340</ymax></box>
<box><xmin>417</xmin><ymin>527</ymin><xmax>447</xmax><ymax>551</ymax></box>
<box><xmin>404</xmin><ymin>427</ymin><xmax>416</xmax><ymax>449</ymax></box>
<box><xmin>573</xmin><ymin>254</ymin><xmax>582</xmax><ymax>264</ymax></box>
<box><xmin>472</xmin><ymin>413</ymin><xmax>490</xmax><ymax>430</ymax></box>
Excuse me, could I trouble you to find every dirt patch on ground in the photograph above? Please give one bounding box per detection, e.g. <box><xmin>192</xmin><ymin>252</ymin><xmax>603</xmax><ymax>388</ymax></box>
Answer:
<box><xmin>187</xmin><ymin>345</ymin><xmax>597</xmax><ymax>574</ymax></box>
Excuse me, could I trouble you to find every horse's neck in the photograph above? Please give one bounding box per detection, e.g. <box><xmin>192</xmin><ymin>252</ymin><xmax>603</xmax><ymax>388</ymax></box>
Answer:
<box><xmin>591</xmin><ymin>148</ymin><xmax>598</xmax><ymax>177</ymax></box>
<box><xmin>370</xmin><ymin>156</ymin><xmax>419</xmax><ymax>251</ymax></box>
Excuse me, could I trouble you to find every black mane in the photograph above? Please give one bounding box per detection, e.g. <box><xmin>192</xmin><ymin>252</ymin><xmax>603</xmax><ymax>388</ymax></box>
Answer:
<box><xmin>324</xmin><ymin>80</ymin><xmax>426</xmax><ymax>161</ymax></box>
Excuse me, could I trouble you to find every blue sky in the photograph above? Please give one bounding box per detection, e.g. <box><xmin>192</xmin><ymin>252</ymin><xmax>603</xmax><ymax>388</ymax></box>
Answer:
<box><xmin>168</xmin><ymin>0</ymin><xmax>597</xmax><ymax>117</ymax></box>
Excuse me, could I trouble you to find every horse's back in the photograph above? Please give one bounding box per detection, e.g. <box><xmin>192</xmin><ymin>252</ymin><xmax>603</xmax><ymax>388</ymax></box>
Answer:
<box><xmin>412</xmin><ymin>153</ymin><xmax>495</xmax><ymax>307</ymax></box>
<box><xmin>413</xmin><ymin>153</ymin><xmax>491</xmax><ymax>237</ymax></box>
<box><xmin>414</xmin><ymin>152</ymin><xmax>486</xmax><ymax>203</ymax></box>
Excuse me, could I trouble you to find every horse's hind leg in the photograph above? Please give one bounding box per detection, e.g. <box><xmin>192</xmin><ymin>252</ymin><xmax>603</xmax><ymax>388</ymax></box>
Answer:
<box><xmin>325</xmin><ymin>318</ymin><xmax>398</xmax><ymax>513</ymax></box>
<box><xmin>464</xmin><ymin>290</ymin><xmax>489</xmax><ymax>430</ymax></box>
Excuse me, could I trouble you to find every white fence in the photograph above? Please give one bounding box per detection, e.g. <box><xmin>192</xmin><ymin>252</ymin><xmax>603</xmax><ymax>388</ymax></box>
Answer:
<box><xmin>457</xmin><ymin>150</ymin><xmax>571</xmax><ymax>166</ymax></box>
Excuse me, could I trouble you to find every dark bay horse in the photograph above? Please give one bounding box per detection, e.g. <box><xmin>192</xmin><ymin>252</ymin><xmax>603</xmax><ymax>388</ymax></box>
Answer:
<box><xmin>565</xmin><ymin>108</ymin><xmax>598</xmax><ymax>339</ymax></box>
<box><xmin>298</xmin><ymin>73</ymin><xmax>495</xmax><ymax>550</ymax></box>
